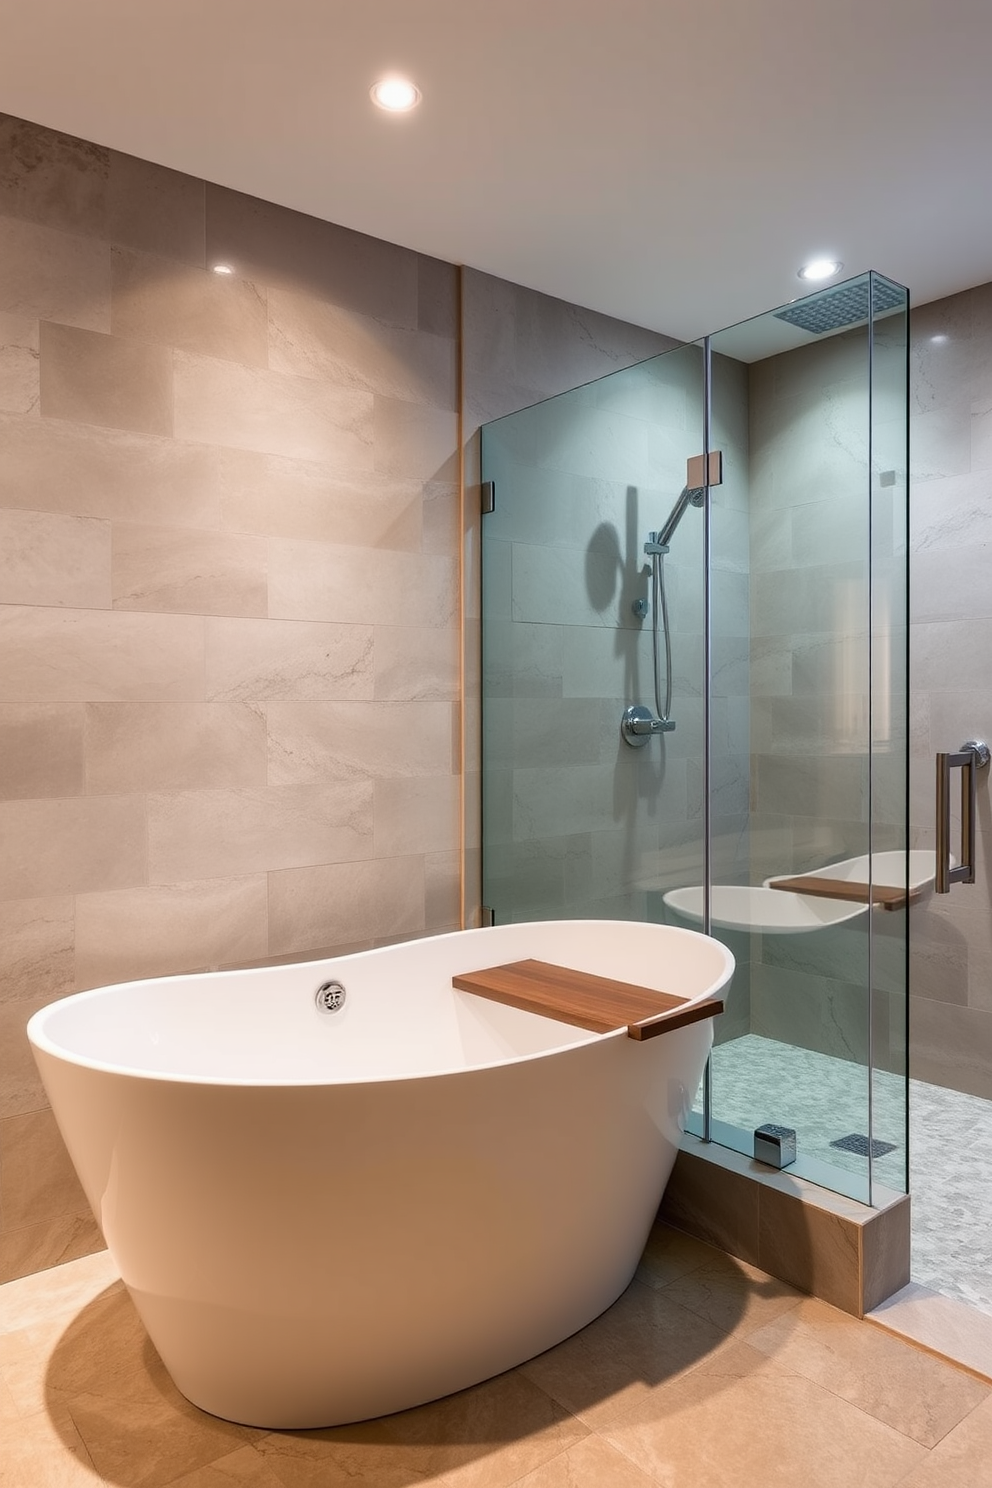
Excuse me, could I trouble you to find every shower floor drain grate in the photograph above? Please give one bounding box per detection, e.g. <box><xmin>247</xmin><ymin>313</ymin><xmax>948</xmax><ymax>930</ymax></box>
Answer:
<box><xmin>830</xmin><ymin>1133</ymin><xmax>898</xmax><ymax>1158</ymax></box>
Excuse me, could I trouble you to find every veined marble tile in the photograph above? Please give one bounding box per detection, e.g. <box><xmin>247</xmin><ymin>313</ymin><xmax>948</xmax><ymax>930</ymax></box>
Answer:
<box><xmin>204</xmin><ymin>617</ymin><xmax>373</xmax><ymax>702</ymax></box>
<box><xmin>111</xmin><ymin>522</ymin><xmax>267</xmax><ymax>617</ymax></box>
<box><xmin>147</xmin><ymin>783</ymin><xmax>372</xmax><ymax>881</ymax></box>
<box><xmin>0</xmin><ymin>508</ymin><xmax>111</xmax><ymax>609</ymax></box>
<box><xmin>0</xmin><ymin>703</ymin><xmax>84</xmax><ymax>799</ymax></box>
<box><xmin>174</xmin><ymin>351</ymin><xmax>374</xmax><ymax>467</ymax></box>
<box><xmin>75</xmin><ymin>876</ymin><xmax>269</xmax><ymax>987</ymax></box>
<box><xmin>268</xmin><ymin>855</ymin><xmax>425</xmax><ymax>956</ymax></box>
<box><xmin>0</xmin><ymin>311</ymin><xmax>38</xmax><ymax>415</ymax></box>
<box><xmin>111</xmin><ymin>246</ymin><xmax>267</xmax><ymax>365</ymax></box>
<box><xmin>0</xmin><ymin>605</ymin><xmax>205</xmax><ymax>702</ymax></box>
<box><xmin>41</xmin><ymin>319</ymin><xmax>174</xmax><ymax>441</ymax></box>
<box><xmin>268</xmin><ymin>286</ymin><xmax>456</xmax><ymax>409</ymax></box>
<box><xmin>0</xmin><ymin>216</ymin><xmax>109</xmax><ymax>330</ymax></box>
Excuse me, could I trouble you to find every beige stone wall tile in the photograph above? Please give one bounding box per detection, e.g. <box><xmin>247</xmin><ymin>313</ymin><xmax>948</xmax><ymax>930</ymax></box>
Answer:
<box><xmin>267</xmin><ymin>855</ymin><xmax>425</xmax><ymax>956</ymax></box>
<box><xmin>417</xmin><ymin>254</ymin><xmax>459</xmax><ymax>338</ymax></box>
<box><xmin>0</xmin><ymin>896</ymin><xmax>74</xmax><ymax>1002</ymax></box>
<box><xmin>0</xmin><ymin>508</ymin><xmax>111</xmax><ymax>608</ymax></box>
<box><xmin>268</xmin><ymin>540</ymin><xmax>457</xmax><ymax>627</ymax></box>
<box><xmin>423</xmin><ymin>478</ymin><xmax>460</xmax><ymax>555</ymax></box>
<box><xmin>205</xmin><ymin>183</ymin><xmax>419</xmax><ymax>328</ymax></box>
<box><xmin>0</xmin><ymin>705</ymin><xmax>84</xmax><ymax>799</ymax></box>
<box><xmin>107</xmin><ymin>150</ymin><xmax>205</xmax><ymax>265</ymax></box>
<box><xmin>373</xmin><ymin>394</ymin><xmax>459</xmax><ymax>480</ymax></box>
<box><xmin>0</xmin><ymin>414</ymin><xmax>224</xmax><ymax>526</ymax></box>
<box><xmin>112</xmin><ymin>247</ymin><xmax>267</xmax><ymax>364</ymax></box>
<box><xmin>0</xmin><ymin>115</ymin><xmax>109</xmax><ymax>236</ymax></box>
<box><xmin>0</xmin><ymin>994</ymin><xmax>53</xmax><ymax>1117</ymax></box>
<box><xmin>425</xmin><ymin>850</ymin><xmax>461</xmax><ymax>929</ymax></box>
<box><xmin>0</xmin><ymin>607</ymin><xmax>205</xmax><ymax>702</ymax></box>
<box><xmin>147</xmin><ymin>783</ymin><xmax>372</xmax><ymax>880</ymax></box>
<box><xmin>111</xmin><ymin>523</ymin><xmax>267</xmax><ymax>616</ymax></box>
<box><xmin>374</xmin><ymin>624</ymin><xmax>459</xmax><ymax>701</ymax></box>
<box><xmin>0</xmin><ymin>217</ymin><xmax>110</xmax><ymax>330</ymax></box>
<box><xmin>0</xmin><ymin>795</ymin><xmax>146</xmax><ymax>898</ymax></box>
<box><xmin>0</xmin><ymin>1108</ymin><xmax>90</xmax><ymax>1230</ymax></box>
<box><xmin>0</xmin><ymin>312</ymin><xmax>39</xmax><ymax>414</ymax></box>
<box><xmin>374</xmin><ymin>775</ymin><xmax>460</xmax><ymax>857</ymax></box>
<box><xmin>84</xmin><ymin>702</ymin><xmax>266</xmax><ymax>792</ymax></box>
<box><xmin>173</xmin><ymin>350</ymin><xmax>373</xmax><ymax>465</ymax></box>
<box><xmin>268</xmin><ymin>286</ymin><xmax>457</xmax><ymax>409</ymax></box>
<box><xmin>39</xmin><ymin>322</ymin><xmax>173</xmax><ymax>436</ymax></box>
<box><xmin>266</xmin><ymin>701</ymin><xmax>453</xmax><ymax>785</ymax></box>
<box><xmin>216</xmin><ymin>448</ymin><xmax>423</xmax><ymax>549</ymax></box>
<box><xmin>75</xmin><ymin>875</ymin><xmax>269</xmax><ymax>987</ymax></box>
<box><xmin>204</xmin><ymin>617</ymin><xmax>372</xmax><ymax>701</ymax></box>
<box><xmin>0</xmin><ymin>1211</ymin><xmax>103</xmax><ymax>1286</ymax></box>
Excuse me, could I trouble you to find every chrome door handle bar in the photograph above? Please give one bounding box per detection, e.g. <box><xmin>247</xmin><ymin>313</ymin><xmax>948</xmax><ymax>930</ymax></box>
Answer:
<box><xmin>935</xmin><ymin>739</ymin><xmax>990</xmax><ymax>892</ymax></box>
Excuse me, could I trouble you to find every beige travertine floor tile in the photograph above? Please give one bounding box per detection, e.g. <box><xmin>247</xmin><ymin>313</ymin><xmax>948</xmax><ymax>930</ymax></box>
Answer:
<box><xmin>895</xmin><ymin>1394</ymin><xmax>992</xmax><ymax>1485</ymax></box>
<box><xmin>518</xmin><ymin>1277</ymin><xmax>726</xmax><ymax>1429</ymax></box>
<box><xmin>657</xmin><ymin>1244</ymin><xmax>803</xmax><ymax>1335</ymax></box>
<box><xmin>507</xmin><ymin>1433</ymin><xmax>657</xmax><ymax>1487</ymax></box>
<box><xmin>0</xmin><ymin>1395</ymin><xmax>100</xmax><ymax>1487</ymax></box>
<box><xmin>748</xmin><ymin>1296</ymin><xmax>990</xmax><ymax>1446</ymax></box>
<box><xmin>635</xmin><ymin>1222</ymin><xmax>723</xmax><ymax>1290</ymax></box>
<box><xmin>602</xmin><ymin>1339</ymin><xmax>928</xmax><ymax>1488</ymax></box>
<box><xmin>67</xmin><ymin>1388</ymin><xmax>251</xmax><ymax>1488</ymax></box>
<box><xmin>254</xmin><ymin>1370</ymin><xmax>586</xmax><ymax>1488</ymax></box>
<box><xmin>0</xmin><ymin>1249</ymin><xmax>117</xmax><ymax>1335</ymax></box>
<box><xmin>160</xmin><ymin>1445</ymin><xmax>286</xmax><ymax>1487</ymax></box>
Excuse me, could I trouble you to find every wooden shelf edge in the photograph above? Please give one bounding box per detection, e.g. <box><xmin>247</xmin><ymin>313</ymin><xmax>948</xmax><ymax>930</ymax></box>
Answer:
<box><xmin>768</xmin><ymin>876</ymin><xmax>919</xmax><ymax>911</ymax></box>
<box><xmin>626</xmin><ymin>995</ymin><xmax>724</xmax><ymax>1040</ymax></box>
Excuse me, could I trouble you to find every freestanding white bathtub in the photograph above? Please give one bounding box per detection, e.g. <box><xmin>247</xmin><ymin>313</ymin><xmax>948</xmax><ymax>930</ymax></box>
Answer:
<box><xmin>28</xmin><ymin>919</ymin><xmax>732</xmax><ymax>1429</ymax></box>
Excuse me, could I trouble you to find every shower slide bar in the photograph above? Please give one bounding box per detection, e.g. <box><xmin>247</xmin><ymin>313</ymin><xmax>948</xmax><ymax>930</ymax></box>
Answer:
<box><xmin>935</xmin><ymin>739</ymin><xmax>990</xmax><ymax>893</ymax></box>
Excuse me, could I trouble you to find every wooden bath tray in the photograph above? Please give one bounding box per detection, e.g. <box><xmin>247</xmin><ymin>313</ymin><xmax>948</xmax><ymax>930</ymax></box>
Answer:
<box><xmin>452</xmin><ymin>959</ymin><xmax>723</xmax><ymax>1041</ymax></box>
<box><xmin>768</xmin><ymin>876</ymin><xmax>916</xmax><ymax>911</ymax></box>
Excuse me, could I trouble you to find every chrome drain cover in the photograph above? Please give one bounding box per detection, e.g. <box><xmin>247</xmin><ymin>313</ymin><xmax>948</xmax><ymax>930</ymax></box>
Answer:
<box><xmin>315</xmin><ymin>981</ymin><xmax>346</xmax><ymax>1013</ymax></box>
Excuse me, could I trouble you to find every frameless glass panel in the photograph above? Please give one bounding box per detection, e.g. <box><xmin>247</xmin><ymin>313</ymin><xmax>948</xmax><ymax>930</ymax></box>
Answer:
<box><xmin>868</xmin><ymin>273</ymin><xmax>911</xmax><ymax>1201</ymax></box>
<box><xmin>704</xmin><ymin>272</ymin><xmax>909</xmax><ymax>1202</ymax></box>
<box><xmin>478</xmin><ymin>272</ymin><xmax>909</xmax><ymax>1209</ymax></box>
<box><xmin>480</xmin><ymin>345</ymin><xmax>707</xmax><ymax>927</ymax></box>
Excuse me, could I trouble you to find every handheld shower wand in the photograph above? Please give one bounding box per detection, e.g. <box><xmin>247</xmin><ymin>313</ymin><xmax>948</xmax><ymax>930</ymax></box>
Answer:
<box><xmin>621</xmin><ymin>484</ymin><xmax>706</xmax><ymax>746</ymax></box>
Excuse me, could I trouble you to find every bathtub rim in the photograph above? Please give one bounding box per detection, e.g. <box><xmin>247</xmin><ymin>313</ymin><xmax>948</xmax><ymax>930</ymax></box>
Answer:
<box><xmin>27</xmin><ymin>918</ymin><xmax>734</xmax><ymax>1090</ymax></box>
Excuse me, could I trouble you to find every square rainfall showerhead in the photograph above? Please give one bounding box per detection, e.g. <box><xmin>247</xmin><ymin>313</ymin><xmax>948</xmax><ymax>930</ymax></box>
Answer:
<box><xmin>775</xmin><ymin>278</ymin><xmax>905</xmax><ymax>336</ymax></box>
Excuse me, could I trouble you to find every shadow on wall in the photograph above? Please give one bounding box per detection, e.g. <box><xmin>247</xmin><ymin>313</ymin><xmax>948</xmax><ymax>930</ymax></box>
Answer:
<box><xmin>43</xmin><ymin>1231</ymin><xmax>758</xmax><ymax>1483</ymax></box>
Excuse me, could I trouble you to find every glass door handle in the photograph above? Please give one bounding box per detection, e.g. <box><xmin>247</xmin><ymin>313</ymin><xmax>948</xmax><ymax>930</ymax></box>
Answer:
<box><xmin>936</xmin><ymin>739</ymin><xmax>991</xmax><ymax>892</ymax></box>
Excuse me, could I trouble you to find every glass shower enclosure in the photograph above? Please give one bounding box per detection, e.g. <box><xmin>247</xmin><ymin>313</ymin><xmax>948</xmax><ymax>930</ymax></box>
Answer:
<box><xmin>480</xmin><ymin>272</ymin><xmax>910</xmax><ymax>1208</ymax></box>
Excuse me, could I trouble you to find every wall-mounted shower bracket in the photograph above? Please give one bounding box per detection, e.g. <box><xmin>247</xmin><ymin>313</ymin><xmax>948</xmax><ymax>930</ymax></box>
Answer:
<box><xmin>621</xmin><ymin>704</ymin><xmax>676</xmax><ymax>746</ymax></box>
<box><xmin>686</xmin><ymin>450</ymin><xmax>723</xmax><ymax>487</ymax></box>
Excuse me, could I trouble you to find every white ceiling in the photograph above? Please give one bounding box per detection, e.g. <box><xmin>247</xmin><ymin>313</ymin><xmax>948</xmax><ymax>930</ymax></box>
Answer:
<box><xmin>1</xmin><ymin>0</ymin><xmax>991</xmax><ymax>341</ymax></box>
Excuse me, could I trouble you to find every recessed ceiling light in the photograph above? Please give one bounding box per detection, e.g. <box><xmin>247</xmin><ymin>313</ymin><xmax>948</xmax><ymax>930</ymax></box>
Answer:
<box><xmin>798</xmin><ymin>258</ymin><xmax>843</xmax><ymax>283</ymax></box>
<box><xmin>930</xmin><ymin>333</ymin><xmax>949</xmax><ymax>344</ymax></box>
<box><xmin>212</xmin><ymin>264</ymin><xmax>234</xmax><ymax>275</ymax></box>
<box><xmin>370</xmin><ymin>76</ymin><xmax>421</xmax><ymax>112</ymax></box>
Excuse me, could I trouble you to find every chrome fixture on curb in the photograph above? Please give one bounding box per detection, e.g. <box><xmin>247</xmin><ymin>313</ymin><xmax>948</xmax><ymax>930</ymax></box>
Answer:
<box><xmin>314</xmin><ymin>980</ymin><xmax>347</xmax><ymax>1012</ymax></box>
<box><xmin>936</xmin><ymin>739</ymin><xmax>991</xmax><ymax>892</ymax></box>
